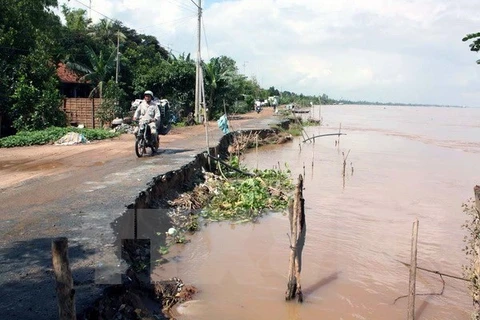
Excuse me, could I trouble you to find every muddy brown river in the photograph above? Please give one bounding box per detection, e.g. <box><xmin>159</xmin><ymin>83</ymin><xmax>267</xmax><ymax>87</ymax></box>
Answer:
<box><xmin>155</xmin><ymin>105</ymin><xmax>480</xmax><ymax>319</ymax></box>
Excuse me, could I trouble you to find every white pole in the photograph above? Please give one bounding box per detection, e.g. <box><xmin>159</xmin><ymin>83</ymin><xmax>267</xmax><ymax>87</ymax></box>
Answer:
<box><xmin>115</xmin><ymin>32</ymin><xmax>119</xmax><ymax>84</ymax></box>
<box><xmin>200</xmin><ymin>67</ymin><xmax>210</xmax><ymax>156</ymax></box>
<box><xmin>194</xmin><ymin>0</ymin><xmax>202</xmax><ymax>123</ymax></box>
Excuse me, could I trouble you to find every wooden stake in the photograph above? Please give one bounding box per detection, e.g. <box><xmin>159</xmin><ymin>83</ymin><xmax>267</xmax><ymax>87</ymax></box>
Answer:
<box><xmin>338</xmin><ymin>123</ymin><xmax>342</xmax><ymax>146</ymax></box>
<box><xmin>342</xmin><ymin>150</ymin><xmax>351</xmax><ymax>177</ymax></box>
<box><xmin>311</xmin><ymin>141</ymin><xmax>315</xmax><ymax>168</ymax></box>
<box><xmin>52</xmin><ymin>237</ymin><xmax>76</xmax><ymax>320</ymax></box>
<box><xmin>285</xmin><ymin>175</ymin><xmax>306</xmax><ymax>302</ymax></box>
<box><xmin>407</xmin><ymin>220</ymin><xmax>419</xmax><ymax>320</ymax></box>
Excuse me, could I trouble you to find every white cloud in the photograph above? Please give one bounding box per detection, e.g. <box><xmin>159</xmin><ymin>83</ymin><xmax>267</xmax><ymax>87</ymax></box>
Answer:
<box><xmin>58</xmin><ymin>0</ymin><xmax>480</xmax><ymax>106</ymax></box>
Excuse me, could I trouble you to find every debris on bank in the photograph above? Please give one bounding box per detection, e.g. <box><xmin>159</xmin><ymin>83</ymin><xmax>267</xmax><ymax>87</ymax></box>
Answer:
<box><xmin>110</xmin><ymin>123</ymin><xmax>135</xmax><ymax>134</ymax></box>
<box><xmin>81</xmin><ymin>240</ymin><xmax>197</xmax><ymax>320</ymax></box>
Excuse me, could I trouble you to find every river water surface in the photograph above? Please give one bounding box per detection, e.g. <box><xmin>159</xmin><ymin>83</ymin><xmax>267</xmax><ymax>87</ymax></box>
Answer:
<box><xmin>155</xmin><ymin>105</ymin><xmax>480</xmax><ymax>320</ymax></box>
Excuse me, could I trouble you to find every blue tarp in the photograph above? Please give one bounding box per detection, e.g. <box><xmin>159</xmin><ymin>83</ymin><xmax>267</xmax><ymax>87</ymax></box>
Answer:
<box><xmin>217</xmin><ymin>114</ymin><xmax>229</xmax><ymax>134</ymax></box>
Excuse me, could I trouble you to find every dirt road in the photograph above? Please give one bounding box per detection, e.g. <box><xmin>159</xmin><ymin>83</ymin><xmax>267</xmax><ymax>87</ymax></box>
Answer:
<box><xmin>0</xmin><ymin>108</ymin><xmax>278</xmax><ymax>319</ymax></box>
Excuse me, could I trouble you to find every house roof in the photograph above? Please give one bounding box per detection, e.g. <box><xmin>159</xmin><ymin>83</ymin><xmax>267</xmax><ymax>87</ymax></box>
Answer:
<box><xmin>56</xmin><ymin>63</ymin><xmax>84</xmax><ymax>84</ymax></box>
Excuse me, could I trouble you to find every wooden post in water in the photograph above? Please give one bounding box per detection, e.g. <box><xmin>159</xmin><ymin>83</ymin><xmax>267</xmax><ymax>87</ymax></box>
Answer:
<box><xmin>342</xmin><ymin>150</ymin><xmax>351</xmax><ymax>178</ymax></box>
<box><xmin>473</xmin><ymin>185</ymin><xmax>480</xmax><ymax>317</ymax></box>
<box><xmin>337</xmin><ymin>123</ymin><xmax>342</xmax><ymax>146</ymax></box>
<box><xmin>407</xmin><ymin>220</ymin><xmax>419</xmax><ymax>320</ymax></box>
<box><xmin>285</xmin><ymin>174</ymin><xmax>306</xmax><ymax>302</ymax></box>
<box><xmin>52</xmin><ymin>237</ymin><xmax>76</xmax><ymax>320</ymax></box>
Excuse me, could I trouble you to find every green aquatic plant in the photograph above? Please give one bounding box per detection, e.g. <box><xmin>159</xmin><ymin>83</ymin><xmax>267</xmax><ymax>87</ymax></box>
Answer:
<box><xmin>201</xmin><ymin>162</ymin><xmax>294</xmax><ymax>222</ymax></box>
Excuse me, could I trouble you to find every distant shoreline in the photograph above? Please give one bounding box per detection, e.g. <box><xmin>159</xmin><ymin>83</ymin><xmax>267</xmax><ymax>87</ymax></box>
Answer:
<box><xmin>326</xmin><ymin>103</ymin><xmax>471</xmax><ymax>108</ymax></box>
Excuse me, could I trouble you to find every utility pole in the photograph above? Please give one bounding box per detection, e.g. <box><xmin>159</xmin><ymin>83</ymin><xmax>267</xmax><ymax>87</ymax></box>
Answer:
<box><xmin>243</xmin><ymin>61</ymin><xmax>248</xmax><ymax>75</ymax></box>
<box><xmin>89</xmin><ymin>0</ymin><xmax>92</xmax><ymax>20</ymax></box>
<box><xmin>115</xmin><ymin>31</ymin><xmax>120</xmax><ymax>84</ymax></box>
<box><xmin>194</xmin><ymin>0</ymin><xmax>202</xmax><ymax>123</ymax></box>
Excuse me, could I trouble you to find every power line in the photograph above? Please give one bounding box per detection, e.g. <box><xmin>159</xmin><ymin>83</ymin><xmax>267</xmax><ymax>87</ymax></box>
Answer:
<box><xmin>137</xmin><ymin>14</ymin><xmax>197</xmax><ymax>33</ymax></box>
<box><xmin>166</xmin><ymin>0</ymin><xmax>197</xmax><ymax>13</ymax></box>
<box><xmin>71</xmin><ymin>0</ymin><xmax>116</xmax><ymax>22</ymax></box>
<box><xmin>202</xmin><ymin>19</ymin><xmax>210</xmax><ymax>61</ymax></box>
<box><xmin>67</xmin><ymin>0</ymin><xmax>190</xmax><ymax>56</ymax></box>
<box><xmin>189</xmin><ymin>0</ymin><xmax>200</xmax><ymax>9</ymax></box>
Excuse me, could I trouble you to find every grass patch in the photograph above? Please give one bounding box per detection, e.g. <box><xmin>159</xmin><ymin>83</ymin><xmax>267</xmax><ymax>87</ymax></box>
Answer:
<box><xmin>0</xmin><ymin>127</ymin><xmax>120</xmax><ymax>148</ymax></box>
<box><xmin>172</xmin><ymin>121</ymin><xmax>187</xmax><ymax>128</ymax></box>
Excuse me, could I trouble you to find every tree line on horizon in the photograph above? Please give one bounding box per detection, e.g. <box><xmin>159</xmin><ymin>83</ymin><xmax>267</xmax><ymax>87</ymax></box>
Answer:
<box><xmin>0</xmin><ymin>0</ymin><xmax>336</xmax><ymax>136</ymax></box>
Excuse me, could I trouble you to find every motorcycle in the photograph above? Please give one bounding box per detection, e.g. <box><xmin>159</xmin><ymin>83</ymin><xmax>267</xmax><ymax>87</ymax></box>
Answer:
<box><xmin>134</xmin><ymin>119</ymin><xmax>158</xmax><ymax>157</ymax></box>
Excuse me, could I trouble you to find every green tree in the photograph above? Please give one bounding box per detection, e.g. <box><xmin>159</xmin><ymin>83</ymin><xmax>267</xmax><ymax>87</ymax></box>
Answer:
<box><xmin>160</xmin><ymin>54</ymin><xmax>196</xmax><ymax>115</ymax></box>
<box><xmin>203</xmin><ymin>56</ymin><xmax>239</xmax><ymax>117</ymax></box>
<box><xmin>462</xmin><ymin>32</ymin><xmax>480</xmax><ymax>64</ymax></box>
<box><xmin>97</xmin><ymin>80</ymin><xmax>127</xmax><ymax>124</ymax></box>
<box><xmin>67</xmin><ymin>46</ymin><xmax>117</xmax><ymax>99</ymax></box>
<box><xmin>268</xmin><ymin>86</ymin><xmax>280</xmax><ymax>97</ymax></box>
<box><xmin>61</xmin><ymin>4</ymin><xmax>91</xmax><ymax>32</ymax></box>
<box><xmin>0</xmin><ymin>0</ymin><xmax>64</xmax><ymax>131</ymax></box>
<box><xmin>10</xmin><ymin>38</ymin><xmax>65</xmax><ymax>130</ymax></box>
<box><xmin>88</xmin><ymin>19</ymin><xmax>126</xmax><ymax>45</ymax></box>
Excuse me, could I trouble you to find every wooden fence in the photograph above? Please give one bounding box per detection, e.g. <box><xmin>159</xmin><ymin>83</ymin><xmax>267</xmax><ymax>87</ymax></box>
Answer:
<box><xmin>62</xmin><ymin>98</ymin><xmax>102</xmax><ymax>129</ymax></box>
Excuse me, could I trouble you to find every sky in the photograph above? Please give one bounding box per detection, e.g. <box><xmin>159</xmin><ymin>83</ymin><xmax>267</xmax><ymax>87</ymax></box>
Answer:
<box><xmin>57</xmin><ymin>0</ymin><xmax>480</xmax><ymax>107</ymax></box>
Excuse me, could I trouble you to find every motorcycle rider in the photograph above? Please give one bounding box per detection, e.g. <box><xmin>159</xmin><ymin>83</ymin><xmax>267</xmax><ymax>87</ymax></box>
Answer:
<box><xmin>133</xmin><ymin>90</ymin><xmax>161</xmax><ymax>149</ymax></box>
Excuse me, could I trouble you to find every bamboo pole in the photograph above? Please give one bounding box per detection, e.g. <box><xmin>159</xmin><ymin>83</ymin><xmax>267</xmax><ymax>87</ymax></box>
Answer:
<box><xmin>407</xmin><ymin>220</ymin><xmax>419</xmax><ymax>320</ymax></box>
<box><xmin>302</xmin><ymin>133</ymin><xmax>346</xmax><ymax>143</ymax></box>
<box><xmin>255</xmin><ymin>134</ymin><xmax>259</xmax><ymax>170</ymax></box>
<box><xmin>285</xmin><ymin>175</ymin><xmax>306</xmax><ymax>302</ymax></box>
<box><xmin>52</xmin><ymin>237</ymin><xmax>76</xmax><ymax>320</ymax></box>
<box><xmin>395</xmin><ymin>259</ymin><xmax>467</xmax><ymax>281</ymax></box>
<box><xmin>206</xmin><ymin>154</ymin><xmax>254</xmax><ymax>176</ymax></box>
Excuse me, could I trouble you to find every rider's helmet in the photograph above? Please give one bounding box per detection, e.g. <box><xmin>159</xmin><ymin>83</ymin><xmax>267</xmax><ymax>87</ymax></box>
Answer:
<box><xmin>144</xmin><ymin>90</ymin><xmax>154</xmax><ymax>98</ymax></box>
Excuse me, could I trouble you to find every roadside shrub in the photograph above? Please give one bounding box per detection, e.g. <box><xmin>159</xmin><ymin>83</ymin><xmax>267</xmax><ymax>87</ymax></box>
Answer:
<box><xmin>0</xmin><ymin>127</ymin><xmax>120</xmax><ymax>148</ymax></box>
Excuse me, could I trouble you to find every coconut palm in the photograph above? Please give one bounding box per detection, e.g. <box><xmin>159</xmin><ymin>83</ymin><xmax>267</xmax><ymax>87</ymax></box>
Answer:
<box><xmin>203</xmin><ymin>56</ymin><xmax>236</xmax><ymax>116</ymax></box>
<box><xmin>88</xmin><ymin>19</ymin><xmax>126</xmax><ymax>45</ymax></box>
<box><xmin>66</xmin><ymin>45</ymin><xmax>116</xmax><ymax>99</ymax></box>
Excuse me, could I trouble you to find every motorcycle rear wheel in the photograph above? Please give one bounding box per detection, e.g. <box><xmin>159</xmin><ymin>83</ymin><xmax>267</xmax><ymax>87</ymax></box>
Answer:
<box><xmin>135</xmin><ymin>138</ymin><xmax>146</xmax><ymax>157</ymax></box>
<box><xmin>151</xmin><ymin>137</ymin><xmax>158</xmax><ymax>154</ymax></box>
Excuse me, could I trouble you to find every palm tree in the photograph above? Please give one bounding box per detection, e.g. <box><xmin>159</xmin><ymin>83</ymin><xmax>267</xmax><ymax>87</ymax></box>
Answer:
<box><xmin>463</xmin><ymin>32</ymin><xmax>480</xmax><ymax>64</ymax></box>
<box><xmin>203</xmin><ymin>57</ymin><xmax>235</xmax><ymax>116</ymax></box>
<box><xmin>67</xmin><ymin>46</ymin><xmax>116</xmax><ymax>99</ymax></box>
<box><xmin>88</xmin><ymin>19</ymin><xmax>126</xmax><ymax>45</ymax></box>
